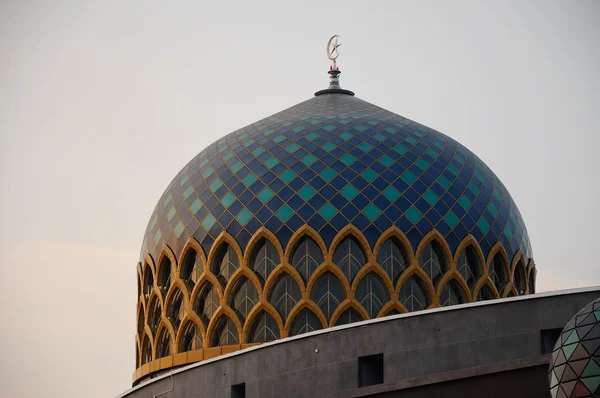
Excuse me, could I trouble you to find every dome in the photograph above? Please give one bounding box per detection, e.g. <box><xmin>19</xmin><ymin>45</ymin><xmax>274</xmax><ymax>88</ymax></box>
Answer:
<box><xmin>548</xmin><ymin>297</ymin><xmax>600</xmax><ymax>397</ymax></box>
<box><xmin>141</xmin><ymin>92</ymin><xmax>532</xmax><ymax>264</ymax></box>
<box><xmin>134</xmin><ymin>63</ymin><xmax>536</xmax><ymax>382</ymax></box>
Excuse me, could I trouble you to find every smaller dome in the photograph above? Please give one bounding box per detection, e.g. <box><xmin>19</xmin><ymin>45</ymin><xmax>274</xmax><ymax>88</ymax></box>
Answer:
<box><xmin>548</xmin><ymin>297</ymin><xmax>600</xmax><ymax>398</ymax></box>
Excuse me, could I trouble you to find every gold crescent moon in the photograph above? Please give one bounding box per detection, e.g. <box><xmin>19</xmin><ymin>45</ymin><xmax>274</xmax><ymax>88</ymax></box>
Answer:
<box><xmin>327</xmin><ymin>35</ymin><xmax>341</xmax><ymax>61</ymax></box>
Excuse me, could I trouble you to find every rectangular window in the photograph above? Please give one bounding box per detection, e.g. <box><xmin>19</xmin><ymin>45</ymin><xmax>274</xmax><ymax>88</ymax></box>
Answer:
<box><xmin>358</xmin><ymin>353</ymin><xmax>384</xmax><ymax>387</ymax></box>
<box><xmin>231</xmin><ymin>382</ymin><xmax>245</xmax><ymax>398</ymax></box>
<box><xmin>540</xmin><ymin>328</ymin><xmax>563</xmax><ymax>354</ymax></box>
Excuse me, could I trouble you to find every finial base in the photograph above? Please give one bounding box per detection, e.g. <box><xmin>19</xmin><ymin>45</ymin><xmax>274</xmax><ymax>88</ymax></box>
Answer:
<box><xmin>314</xmin><ymin>88</ymin><xmax>355</xmax><ymax>96</ymax></box>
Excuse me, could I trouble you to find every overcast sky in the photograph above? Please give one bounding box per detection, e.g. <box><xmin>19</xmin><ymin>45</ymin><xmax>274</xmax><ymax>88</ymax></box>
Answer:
<box><xmin>1</xmin><ymin>1</ymin><xmax>599</xmax><ymax>397</ymax></box>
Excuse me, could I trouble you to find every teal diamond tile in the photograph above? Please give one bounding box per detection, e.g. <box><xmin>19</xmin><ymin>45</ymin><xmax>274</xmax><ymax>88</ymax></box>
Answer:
<box><xmin>306</xmin><ymin>132</ymin><xmax>319</xmax><ymax>141</ymax></box>
<box><xmin>292</xmin><ymin>125</ymin><xmax>304</xmax><ymax>133</ymax></box>
<box><xmin>423</xmin><ymin>189</ymin><xmax>439</xmax><ymax>206</ymax></box>
<box><xmin>477</xmin><ymin>217</ymin><xmax>490</xmax><ymax>234</ymax></box>
<box><xmin>444</xmin><ymin>211</ymin><xmax>459</xmax><ymax>228</ymax></box>
<box><xmin>324</xmin><ymin>125</ymin><xmax>335</xmax><ymax>132</ymax></box>
<box><xmin>190</xmin><ymin>198</ymin><xmax>202</xmax><ymax>214</ymax></box>
<box><xmin>340</xmin><ymin>132</ymin><xmax>353</xmax><ymax>140</ymax></box>
<box><xmin>252</xmin><ymin>147</ymin><xmax>265</xmax><ymax>157</ymax></box>
<box><xmin>503</xmin><ymin>226</ymin><xmax>513</xmax><ymax>241</ymax></box>
<box><xmin>286</xmin><ymin>143</ymin><xmax>300</xmax><ymax>153</ymax></box>
<box><xmin>209</xmin><ymin>178</ymin><xmax>223</xmax><ymax>192</ymax></box>
<box><xmin>202</xmin><ymin>214</ymin><xmax>217</xmax><ymax>230</ymax></box>
<box><xmin>322</xmin><ymin>142</ymin><xmax>336</xmax><ymax>152</ymax></box>
<box><xmin>167</xmin><ymin>205</ymin><xmax>176</xmax><ymax>221</ymax></box>
<box><xmin>236</xmin><ymin>208</ymin><xmax>253</xmax><ymax>226</ymax></box>
<box><xmin>276</xmin><ymin>204</ymin><xmax>294</xmax><ymax>222</ymax></box>
<box><xmin>231</xmin><ymin>161</ymin><xmax>243</xmax><ymax>173</ymax></box>
<box><xmin>280</xmin><ymin>169</ymin><xmax>296</xmax><ymax>183</ymax></box>
<box><xmin>458</xmin><ymin>195</ymin><xmax>471</xmax><ymax>211</ymax></box>
<box><xmin>298</xmin><ymin>185</ymin><xmax>317</xmax><ymax>201</ymax></box>
<box><xmin>202</xmin><ymin>168</ymin><xmax>214</xmax><ymax>178</ymax></box>
<box><xmin>383</xmin><ymin>186</ymin><xmax>400</xmax><ymax>202</ymax></box>
<box><xmin>416</xmin><ymin>158</ymin><xmax>429</xmax><ymax>171</ymax></box>
<box><xmin>426</xmin><ymin>148</ymin><xmax>438</xmax><ymax>158</ymax></box>
<box><xmin>374</xmin><ymin>133</ymin><xmax>386</xmax><ymax>142</ymax></box>
<box><xmin>363</xmin><ymin>203</ymin><xmax>382</xmax><ymax>222</ymax></box>
<box><xmin>437</xmin><ymin>175</ymin><xmax>451</xmax><ymax>190</ymax></box>
<box><xmin>468</xmin><ymin>182</ymin><xmax>481</xmax><ymax>195</ymax></box>
<box><xmin>265</xmin><ymin>156</ymin><xmax>279</xmax><ymax>169</ymax></box>
<box><xmin>320</xmin><ymin>168</ymin><xmax>337</xmax><ymax>182</ymax></box>
<box><xmin>358</xmin><ymin>142</ymin><xmax>373</xmax><ymax>152</ymax></box>
<box><xmin>405</xmin><ymin>206</ymin><xmax>423</xmax><ymax>224</ymax></box>
<box><xmin>319</xmin><ymin>203</ymin><xmax>338</xmax><ymax>221</ymax></box>
<box><xmin>221</xmin><ymin>192</ymin><xmax>235</xmax><ymax>208</ymax></box>
<box><xmin>401</xmin><ymin>170</ymin><xmax>417</xmax><ymax>185</ymax></box>
<box><xmin>379</xmin><ymin>155</ymin><xmax>394</xmax><ymax>167</ymax></box>
<box><xmin>174</xmin><ymin>221</ymin><xmax>185</xmax><ymax>239</ymax></box>
<box><xmin>361</xmin><ymin>168</ymin><xmax>377</xmax><ymax>182</ymax></box>
<box><xmin>302</xmin><ymin>154</ymin><xmax>317</xmax><ymax>166</ymax></box>
<box><xmin>183</xmin><ymin>185</ymin><xmax>194</xmax><ymax>199</ymax></box>
<box><xmin>258</xmin><ymin>187</ymin><xmax>275</xmax><ymax>203</ymax></box>
<box><xmin>341</xmin><ymin>153</ymin><xmax>356</xmax><ymax>166</ymax></box>
<box><xmin>448</xmin><ymin>164</ymin><xmax>460</xmax><ymax>176</ymax></box>
<box><xmin>394</xmin><ymin>144</ymin><xmax>407</xmax><ymax>155</ymax></box>
<box><xmin>487</xmin><ymin>202</ymin><xmax>499</xmax><ymax>218</ymax></box>
<box><xmin>385</xmin><ymin>127</ymin><xmax>397</xmax><ymax>134</ymax></box>
<box><xmin>243</xmin><ymin>173</ymin><xmax>257</xmax><ymax>187</ymax></box>
<box><xmin>274</xmin><ymin>135</ymin><xmax>285</xmax><ymax>143</ymax></box>
<box><xmin>340</xmin><ymin>184</ymin><xmax>359</xmax><ymax>200</ymax></box>
<box><xmin>355</xmin><ymin>125</ymin><xmax>368</xmax><ymax>132</ymax></box>
<box><xmin>153</xmin><ymin>229</ymin><xmax>162</xmax><ymax>245</ymax></box>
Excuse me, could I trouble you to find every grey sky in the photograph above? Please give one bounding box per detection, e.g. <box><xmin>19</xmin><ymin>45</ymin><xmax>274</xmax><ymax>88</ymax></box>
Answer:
<box><xmin>0</xmin><ymin>1</ymin><xmax>598</xmax><ymax>397</ymax></box>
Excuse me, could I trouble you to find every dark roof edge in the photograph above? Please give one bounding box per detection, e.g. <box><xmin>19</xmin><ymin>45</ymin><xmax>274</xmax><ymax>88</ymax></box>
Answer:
<box><xmin>314</xmin><ymin>88</ymin><xmax>355</xmax><ymax>96</ymax></box>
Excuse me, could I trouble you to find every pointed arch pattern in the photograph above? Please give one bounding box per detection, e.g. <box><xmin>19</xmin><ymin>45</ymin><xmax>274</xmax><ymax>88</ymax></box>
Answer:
<box><xmin>134</xmin><ymin>226</ymin><xmax>536</xmax><ymax>383</ymax></box>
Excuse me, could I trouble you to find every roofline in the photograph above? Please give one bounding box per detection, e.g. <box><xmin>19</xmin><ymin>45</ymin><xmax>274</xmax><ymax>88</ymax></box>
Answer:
<box><xmin>116</xmin><ymin>285</ymin><xmax>600</xmax><ymax>398</ymax></box>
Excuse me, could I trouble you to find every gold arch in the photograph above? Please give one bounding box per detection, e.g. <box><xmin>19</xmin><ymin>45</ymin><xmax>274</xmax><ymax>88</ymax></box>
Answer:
<box><xmin>133</xmin><ymin>225</ymin><xmax>536</xmax><ymax>383</ymax></box>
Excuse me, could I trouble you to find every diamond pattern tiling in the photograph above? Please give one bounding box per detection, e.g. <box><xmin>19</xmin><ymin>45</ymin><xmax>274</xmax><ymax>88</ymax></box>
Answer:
<box><xmin>140</xmin><ymin>93</ymin><xmax>532</xmax><ymax>263</ymax></box>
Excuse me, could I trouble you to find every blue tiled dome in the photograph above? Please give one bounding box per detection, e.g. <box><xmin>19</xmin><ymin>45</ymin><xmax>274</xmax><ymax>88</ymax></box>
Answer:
<box><xmin>140</xmin><ymin>92</ymin><xmax>532</xmax><ymax>264</ymax></box>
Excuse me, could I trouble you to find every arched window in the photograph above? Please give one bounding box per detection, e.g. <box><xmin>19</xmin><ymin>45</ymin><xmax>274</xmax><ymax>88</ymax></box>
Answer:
<box><xmin>384</xmin><ymin>309</ymin><xmax>401</xmax><ymax>316</ymax></box>
<box><xmin>528</xmin><ymin>268</ymin><xmax>535</xmax><ymax>294</ymax></box>
<box><xmin>333</xmin><ymin>237</ymin><xmax>366</xmax><ymax>284</ymax></box>
<box><xmin>249</xmin><ymin>239</ymin><xmax>279</xmax><ymax>284</ymax></box>
<box><xmin>247</xmin><ymin>311</ymin><xmax>280</xmax><ymax>343</ymax></box>
<box><xmin>419</xmin><ymin>241</ymin><xmax>448</xmax><ymax>286</ymax></box>
<box><xmin>310</xmin><ymin>272</ymin><xmax>345</xmax><ymax>323</ymax></box>
<box><xmin>193</xmin><ymin>283</ymin><xmax>220</xmax><ymax>326</ymax></box>
<box><xmin>210</xmin><ymin>316</ymin><xmax>239</xmax><ymax>346</ymax></box>
<box><xmin>268</xmin><ymin>274</ymin><xmax>301</xmax><ymax>322</ymax></box>
<box><xmin>476</xmin><ymin>284</ymin><xmax>495</xmax><ymax>301</ymax></box>
<box><xmin>440</xmin><ymin>280</ymin><xmax>466</xmax><ymax>307</ymax></box>
<box><xmin>167</xmin><ymin>288</ymin><xmax>185</xmax><ymax>330</ymax></box>
<box><xmin>228</xmin><ymin>277</ymin><xmax>259</xmax><ymax>324</ymax></box>
<box><xmin>377</xmin><ymin>238</ymin><xmax>409</xmax><ymax>284</ymax></box>
<box><xmin>148</xmin><ymin>296</ymin><xmax>162</xmax><ymax>334</ymax></box>
<box><xmin>156</xmin><ymin>328</ymin><xmax>172</xmax><ymax>359</ymax></box>
<box><xmin>158</xmin><ymin>257</ymin><xmax>172</xmax><ymax>294</ymax></box>
<box><xmin>399</xmin><ymin>276</ymin><xmax>430</xmax><ymax>312</ymax></box>
<box><xmin>143</xmin><ymin>264</ymin><xmax>154</xmax><ymax>298</ymax></box>
<box><xmin>334</xmin><ymin>308</ymin><xmax>363</xmax><ymax>326</ymax></box>
<box><xmin>457</xmin><ymin>246</ymin><xmax>481</xmax><ymax>289</ymax></box>
<box><xmin>513</xmin><ymin>261</ymin><xmax>526</xmax><ymax>295</ymax></box>
<box><xmin>136</xmin><ymin>344</ymin><xmax>140</xmax><ymax>368</ymax></box>
<box><xmin>137</xmin><ymin>273</ymin><xmax>142</xmax><ymax>299</ymax></box>
<box><xmin>137</xmin><ymin>306</ymin><xmax>145</xmax><ymax>335</ymax></box>
<box><xmin>355</xmin><ymin>273</ymin><xmax>389</xmax><ymax>319</ymax></box>
<box><xmin>489</xmin><ymin>253</ymin><xmax>508</xmax><ymax>294</ymax></box>
<box><xmin>289</xmin><ymin>309</ymin><xmax>322</xmax><ymax>336</ymax></box>
<box><xmin>178</xmin><ymin>321</ymin><xmax>203</xmax><ymax>352</ymax></box>
<box><xmin>211</xmin><ymin>244</ymin><xmax>239</xmax><ymax>287</ymax></box>
<box><xmin>290</xmin><ymin>237</ymin><xmax>323</xmax><ymax>283</ymax></box>
<box><xmin>141</xmin><ymin>336</ymin><xmax>152</xmax><ymax>365</ymax></box>
<box><xmin>180</xmin><ymin>249</ymin><xmax>203</xmax><ymax>291</ymax></box>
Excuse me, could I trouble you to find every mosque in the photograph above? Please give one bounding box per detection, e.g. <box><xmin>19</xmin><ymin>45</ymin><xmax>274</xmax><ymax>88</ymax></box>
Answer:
<box><xmin>119</xmin><ymin>37</ymin><xmax>600</xmax><ymax>398</ymax></box>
